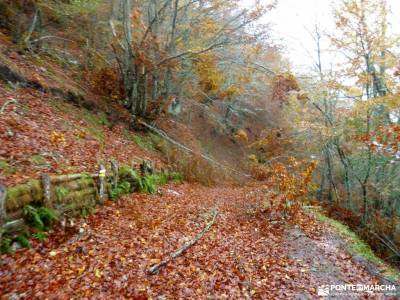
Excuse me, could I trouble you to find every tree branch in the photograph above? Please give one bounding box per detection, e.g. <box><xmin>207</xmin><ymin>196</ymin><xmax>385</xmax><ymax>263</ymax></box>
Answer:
<box><xmin>157</xmin><ymin>40</ymin><xmax>228</xmax><ymax>66</ymax></box>
<box><xmin>148</xmin><ymin>209</ymin><xmax>218</xmax><ymax>275</ymax></box>
<box><xmin>0</xmin><ymin>99</ymin><xmax>18</xmax><ymax>114</ymax></box>
<box><xmin>138</xmin><ymin>120</ymin><xmax>250</xmax><ymax>177</ymax></box>
<box><xmin>139</xmin><ymin>0</ymin><xmax>172</xmax><ymax>47</ymax></box>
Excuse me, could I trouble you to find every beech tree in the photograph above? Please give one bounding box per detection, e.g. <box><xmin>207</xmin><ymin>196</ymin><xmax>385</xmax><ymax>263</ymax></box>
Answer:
<box><xmin>331</xmin><ymin>0</ymin><xmax>399</xmax><ymax>98</ymax></box>
<box><xmin>288</xmin><ymin>0</ymin><xmax>400</xmax><ymax>233</ymax></box>
<box><xmin>109</xmin><ymin>0</ymin><xmax>274</xmax><ymax>126</ymax></box>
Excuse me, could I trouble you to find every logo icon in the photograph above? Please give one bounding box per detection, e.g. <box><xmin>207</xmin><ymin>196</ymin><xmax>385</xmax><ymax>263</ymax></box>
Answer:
<box><xmin>318</xmin><ymin>285</ymin><xmax>330</xmax><ymax>296</ymax></box>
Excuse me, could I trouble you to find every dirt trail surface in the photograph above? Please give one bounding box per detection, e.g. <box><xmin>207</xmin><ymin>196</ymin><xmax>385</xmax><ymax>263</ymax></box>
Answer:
<box><xmin>0</xmin><ymin>183</ymin><xmax>397</xmax><ymax>299</ymax></box>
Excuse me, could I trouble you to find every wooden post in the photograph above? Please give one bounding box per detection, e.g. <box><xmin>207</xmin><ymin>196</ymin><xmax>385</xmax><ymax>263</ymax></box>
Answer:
<box><xmin>111</xmin><ymin>160</ymin><xmax>119</xmax><ymax>189</ymax></box>
<box><xmin>0</xmin><ymin>186</ymin><xmax>6</xmax><ymax>221</ymax></box>
<box><xmin>140</xmin><ymin>159</ymin><xmax>154</xmax><ymax>176</ymax></box>
<box><xmin>131</xmin><ymin>159</ymin><xmax>140</xmax><ymax>171</ymax></box>
<box><xmin>97</xmin><ymin>165</ymin><xmax>106</xmax><ymax>205</ymax></box>
<box><xmin>42</xmin><ymin>174</ymin><xmax>52</xmax><ymax>207</ymax></box>
<box><xmin>0</xmin><ymin>186</ymin><xmax>6</xmax><ymax>241</ymax></box>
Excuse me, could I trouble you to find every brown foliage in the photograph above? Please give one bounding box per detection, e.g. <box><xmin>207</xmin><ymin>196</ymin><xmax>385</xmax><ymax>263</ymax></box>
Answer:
<box><xmin>248</xmin><ymin>162</ymin><xmax>270</xmax><ymax>181</ymax></box>
<box><xmin>0</xmin><ymin>86</ymin><xmax>162</xmax><ymax>187</ymax></box>
<box><xmin>249</xmin><ymin>128</ymin><xmax>291</xmax><ymax>161</ymax></box>
<box><xmin>271</xmin><ymin>73</ymin><xmax>300</xmax><ymax>105</ymax></box>
<box><xmin>249</xmin><ymin>158</ymin><xmax>318</xmax><ymax>220</ymax></box>
<box><xmin>324</xmin><ymin>204</ymin><xmax>400</xmax><ymax>264</ymax></box>
<box><xmin>89</xmin><ymin>67</ymin><xmax>125</xmax><ymax>101</ymax></box>
<box><xmin>234</xmin><ymin>129</ymin><xmax>248</xmax><ymax>143</ymax></box>
<box><xmin>156</xmin><ymin>140</ymin><xmax>233</xmax><ymax>186</ymax></box>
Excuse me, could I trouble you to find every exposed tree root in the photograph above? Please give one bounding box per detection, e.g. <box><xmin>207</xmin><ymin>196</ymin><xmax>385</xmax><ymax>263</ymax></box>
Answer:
<box><xmin>148</xmin><ymin>209</ymin><xmax>218</xmax><ymax>275</ymax></box>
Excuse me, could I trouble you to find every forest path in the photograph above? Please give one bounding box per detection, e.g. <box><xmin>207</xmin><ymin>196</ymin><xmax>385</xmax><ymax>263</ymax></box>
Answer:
<box><xmin>0</xmin><ymin>183</ymin><xmax>394</xmax><ymax>299</ymax></box>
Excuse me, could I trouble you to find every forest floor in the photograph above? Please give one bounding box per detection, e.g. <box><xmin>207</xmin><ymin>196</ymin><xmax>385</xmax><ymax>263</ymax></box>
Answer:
<box><xmin>0</xmin><ymin>84</ymin><xmax>164</xmax><ymax>187</ymax></box>
<box><xmin>1</xmin><ymin>183</ymin><xmax>398</xmax><ymax>299</ymax></box>
<box><xmin>1</xmin><ymin>26</ymin><xmax>399</xmax><ymax>300</ymax></box>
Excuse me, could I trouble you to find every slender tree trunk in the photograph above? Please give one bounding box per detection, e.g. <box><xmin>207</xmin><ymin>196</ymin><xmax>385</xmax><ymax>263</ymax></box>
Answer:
<box><xmin>163</xmin><ymin>0</ymin><xmax>179</xmax><ymax>100</ymax></box>
<box><xmin>151</xmin><ymin>0</ymin><xmax>161</xmax><ymax>103</ymax></box>
<box><xmin>362</xmin><ymin>184</ymin><xmax>368</xmax><ymax>223</ymax></box>
<box><xmin>361</xmin><ymin>110</ymin><xmax>373</xmax><ymax>223</ymax></box>
<box><xmin>334</xmin><ymin>139</ymin><xmax>353</xmax><ymax>209</ymax></box>
<box><xmin>122</xmin><ymin>0</ymin><xmax>137</xmax><ymax>116</ymax></box>
<box><xmin>325</xmin><ymin>146</ymin><xmax>339</xmax><ymax>203</ymax></box>
<box><xmin>317</xmin><ymin>161</ymin><xmax>327</xmax><ymax>201</ymax></box>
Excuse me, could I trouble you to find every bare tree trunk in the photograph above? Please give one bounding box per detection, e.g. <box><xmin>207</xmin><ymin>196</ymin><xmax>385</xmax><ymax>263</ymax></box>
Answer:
<box><xmin>110</xmin><ymin>0</ymin><xmax>121</xmax><ymax>20</ymax></box>
<box><xmin>317</xmin><ymin>162</ymin><xmax>326</xmax><ymax>201</ymax></box>
<box><xmin>361</xmin><ymin>110</ymin><xmax>373</xmax><ymax>223</ymax></box>
<box><xmin>362</xmin><ymin>184</ymin><xmax>368</xmax><ymax>223</ymax></box>
<box><xmin>334</xmin><ymin>139</ymin><xmax>353</xmax><ymax>208</ymax></box>
<box><xmin>23</xmin><ymin>4</ymin><xmax>43</xmax><ymax>51</ymax></box>
<box><xmin>122</xmin><ymin>0</ymin><xmax>136</xmax><ymax>113</ymax></box>
<box><xmin>325</xmin><ymin>146</ymin><xmax>338</xmax><ymax>203</ymax></box>
<box><xmin>163</xmin><ymin>0</ymin><xmax>179</xmax><ymax>100</ymax></box>
<box><xmin>0</xmin><ymin>186</ymin><xmax>6</xmax><ymax>242</ymax></box>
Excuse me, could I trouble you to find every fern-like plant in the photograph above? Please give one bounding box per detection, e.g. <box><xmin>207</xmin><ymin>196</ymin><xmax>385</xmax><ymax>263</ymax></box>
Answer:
<box><xmin>138</xmin><ymin>176</ymin><xmax>157</xmax><ymax>194</ymax></box>
<box><xmin>154</xmin><ymin>173</ymin><xmax>168</xmax><ymax>185</ymax></box>
<box><xmin>23</xmin><ymin>205</ymin><xmax>44</xmax><ymax>231</ymax></box>
<box><xmin>168</xmin><ymin>172</ymin><xmax>184</xmax><ymax>183</ymax></box>
<box><xmin>0</xmin><ymin>237</ymin><xmax>12</xmax><ymax>253</ymax></box>
<box><xmin>23</xmin><ymin>205</ymin><xmax>58</xmax><ymax>231</ymax></box>
<box><xmin>33</xmin><ymin>231</ymin><xmax>48</xmax><ymax>241</ymax></box>
<box><xmin>16</xmin><ymin>232</ymin><xmax>31</xmax><ymax>248</ymax></box>
<box><xmin>37</xmin><ymin>207</ymin><xmax>58</xmax><ymax>228</ymax></box>
<box><xmin>55</xmin><ymin>186</ymin><xmax>69</xmax><ymax>203</ymax></box>
<box><xmin>110</xmin><ymin>181</ymin><xmax>131</xmax><ymax>200</ymax></box>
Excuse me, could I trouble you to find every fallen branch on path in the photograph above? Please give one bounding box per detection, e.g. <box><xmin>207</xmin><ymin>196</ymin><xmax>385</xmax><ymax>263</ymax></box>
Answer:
<box><xmin>234</xmin><ymin>253</ymin><xmax>253</xmax><ymax>299</ymax></box>
<box><xmin>148</xmin><ymin>209</ymin><xmax>218</xmax><ymax>275</ymax></box>
<box><xmin>0</xmin><ymin>99</ymin><xmax>18</xmax><ymax>114</ymax></box>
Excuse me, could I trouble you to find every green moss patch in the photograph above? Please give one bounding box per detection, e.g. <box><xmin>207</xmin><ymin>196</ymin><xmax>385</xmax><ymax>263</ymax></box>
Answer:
<box><xmin>30</xmin><ymin>155</ymin><xmax>50</xmax><ymax>167</ymax></box>
<box><xmin>6</xmin><ymin>180</ymin><xmax>43</xmax><ymax>211</ymax></box>
<box><xmin>0</xmin><ymin>160</ymin><xmax>17</xmax><ymax>176</ymax></box>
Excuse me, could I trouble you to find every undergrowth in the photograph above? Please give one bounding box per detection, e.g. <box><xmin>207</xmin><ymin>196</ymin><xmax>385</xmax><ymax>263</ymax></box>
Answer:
<box><xmin>315</xmin><ymin>211</ymin><xmax>400</xmax><ymax>281</ymax></box>
<box><xmin>1</xmin><ymin>205</ymin><xmax>58</xmax><ymax>253</ymax></box>
<box><xmin>132</xmin><ymin>134</ymin><xmax>160</xmax><ymax>152</ymax></box>
<box><xmin>110</xmin><ymin>166</ymin><xmax>184</xmax><ymax>200</ymax></box>
<box><xmin>0</xmin><ymin>159</ymin><xmax>17</xmax><ymax>176</ymax></box>
<box><xmin>156</xmin><ymin>140</ymin><xmax>231</xmax><ymax>186</ymax></box>
<box><xmin>137</xmin><ymin>172</ymin><xmax>184</xmax><ymax>194</ymax></box>
<box><xmin>137</xmin><ymin>176</ymin><xmax>157</xmax><ymax>194</ymax></box>
<box><xmin>110</xmin><ymin>181</ymin><xmax>131</xmax><ymax>200</ymax></box>
<box><xmin>55</xmin><ymin>186</ymin><xmax>69</xmax><ymax>203</ymax></box>
<box><xmin>1</xmin><ymin>167</ymin><xmax>184</xmax><ymax>253</ymax></box>
<box><xmin>15</xmin><ymin>232</ymin><xmax>31</xmax><ymax>249</ymax></box>
<box><xmin>23</xmin><ymin>205</ymin><xmax>58</xmax><ymax>232</ymax></box>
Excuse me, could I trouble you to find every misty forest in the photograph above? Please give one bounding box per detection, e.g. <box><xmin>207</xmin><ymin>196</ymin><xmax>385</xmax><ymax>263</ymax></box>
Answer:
<box><xmin>0</xmin><ymin>0</ymin><xmax>400</xmax><ymax>298</ymax></box>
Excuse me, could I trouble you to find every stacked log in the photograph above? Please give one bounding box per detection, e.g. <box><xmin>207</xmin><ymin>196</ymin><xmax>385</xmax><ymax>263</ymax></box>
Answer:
<box><xmin>0</xmin><ymin>161</ymin><xmax>151</xmax><ymax>239</ymax></box>
<box><xmin>1</xmin><ymin>165</ymin><xmax>111</xmax><ymax>236</ymax></box>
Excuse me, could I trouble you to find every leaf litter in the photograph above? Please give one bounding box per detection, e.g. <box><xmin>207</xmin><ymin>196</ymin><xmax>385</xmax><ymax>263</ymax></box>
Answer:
<box><xmin>0</xmin><ymin>183</ymin><xmax>396</xmax><ymax>299</ymax></box>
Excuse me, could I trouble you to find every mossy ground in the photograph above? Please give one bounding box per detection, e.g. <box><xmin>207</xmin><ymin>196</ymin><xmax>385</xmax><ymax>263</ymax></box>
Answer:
<box><xmin>314</xmin><ymin>210</ymin><xmax>400</xmax><ymax>282</ymax></box>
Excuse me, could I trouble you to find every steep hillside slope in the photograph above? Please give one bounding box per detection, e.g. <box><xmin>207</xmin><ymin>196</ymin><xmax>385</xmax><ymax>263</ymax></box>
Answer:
<box><xmin>1</xmin><ymin>2</ymin><xmax>400</xmax><ymax>298</ymax></box>
<box><xmin>0</xmin><ymin>82</ymin><xmax>164</xmax><ymax>187</ymax></box>
<box><xmin>0</xmin><ymin>32</ymin><xmax>167</xmax><ymax>187</ymax></box>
